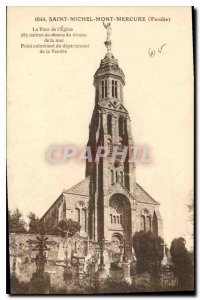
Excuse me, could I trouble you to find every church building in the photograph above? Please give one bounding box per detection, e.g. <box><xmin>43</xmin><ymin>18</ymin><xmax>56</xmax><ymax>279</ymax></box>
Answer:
<box><xmin>41</xmin><ymin>24</ymin><xmax>163</xmax><ymax>253</ymax></box>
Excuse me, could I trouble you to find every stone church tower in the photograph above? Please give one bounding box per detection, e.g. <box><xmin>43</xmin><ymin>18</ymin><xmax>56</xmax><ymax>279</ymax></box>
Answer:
<box><xmin>86</xmin><ymin>37</ymin><xmax>137</xmax><ymax>244</ymax></box>
<box><xmin>41</xmin><ymin>25</ymin><xmax>163</xmax><ymax>253</ymax></box>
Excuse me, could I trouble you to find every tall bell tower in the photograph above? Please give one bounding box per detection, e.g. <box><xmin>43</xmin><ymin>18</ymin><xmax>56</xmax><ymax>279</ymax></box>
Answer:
<box><xmin>86</xmin><ymin>23</ymin><xmax>136</xmax><ymax>243</ymax></box>
<box><xmin>41</xmin><ymin>23</ymin><xmax>163</xmax><ymax>250</ymax></box>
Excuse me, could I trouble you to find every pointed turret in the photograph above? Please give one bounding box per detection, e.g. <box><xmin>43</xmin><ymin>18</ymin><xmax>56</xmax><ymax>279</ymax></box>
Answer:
<box><xmin>94</xmin><ymin>23</ymin><xmax>125</xmax><ymax>105</ymax></box>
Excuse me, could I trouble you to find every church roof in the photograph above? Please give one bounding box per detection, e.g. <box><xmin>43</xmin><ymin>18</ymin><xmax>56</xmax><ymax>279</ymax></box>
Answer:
<box><xmin>40</xmin><ymin>177</ymin><xmax>90</xmax><ymax>221</ymax></box>
<box><xmin>105</xmin><ymin>181</ymin><xmax>135</xmax><ymax>202</ymax></box>
<box><xmin>63</xmin><ymin>176</ymin><xmax>90</xmax><ymax>197</ymax></box>
<box><xmin>63</xmin><ymin>179</ymin><xmax>160</xmax><ymax>204</ymax></box>
<box><xmin>94</xmin><ymin>53</ymin><xmax>125</xmax><ymax>85</ymax></box>
<box><xmin>100</xmin><ymin>52</ymin><xmax>119</xmax><ymax>68</ymax></box>
<box><xmin>135</xmin><ymin>183</ymin><xmax>160</xmax><ymax>205</ymax></box>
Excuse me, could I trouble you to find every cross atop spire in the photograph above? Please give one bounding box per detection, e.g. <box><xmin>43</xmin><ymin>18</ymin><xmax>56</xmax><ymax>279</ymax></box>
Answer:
<box><xmin>103</xmin><ymin>22</ymin><xmax>112</xmax><ymax>52</ymax></box>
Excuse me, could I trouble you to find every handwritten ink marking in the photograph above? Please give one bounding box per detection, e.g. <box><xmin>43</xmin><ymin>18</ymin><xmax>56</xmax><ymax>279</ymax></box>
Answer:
<box><xmin>148</xmin><ymin>43</ymin><xmax>166</xmax><ymax>57</ymax></box>
<box><xmin>148</xmin><ymin>48</ymin><xmax>156</xmax><ymax>57</ymax></box>
<box><xmin>158</xmin><ymin>43</ymin><xmax>166</xmax><ymax>53</ymax></box>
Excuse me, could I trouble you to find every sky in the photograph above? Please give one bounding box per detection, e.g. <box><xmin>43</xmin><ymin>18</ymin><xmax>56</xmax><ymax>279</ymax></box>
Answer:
<box><xmin>7</xmin><ymin>7</ymin><xmax>193</xmax><ymax>248</ymax></box>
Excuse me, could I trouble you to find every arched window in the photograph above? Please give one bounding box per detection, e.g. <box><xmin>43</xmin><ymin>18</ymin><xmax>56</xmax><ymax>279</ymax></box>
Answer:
<box><xmin>75</xmin><ymin>208</ymin><xmax>80</xmax><ymax>224</ymax></box>
<box><xmin>119</xmin><ymin>171</ymin><xmax>123</xmax><ymax>184</ymax></box>
<box><xmin>112</xmin><ymin>80</ymin><xmax>114</xmax><ymax>97</ymax></box>
<box><xmin>102</xmin><ymin>80</ymin><xmax>107</xmax><ymax>98</ymax></box>
<box><xmin>63</xmin><ymin>201</ymin><xmax>66</xmax><ymax>219</ymax></box>
<box><xmin>82</xmin><ymin>209</ymin><xmax>87</xmax><ymax>232</ymax></box>
<box><xmin>113</xmin><ymin>216</ymin><xmax>116</xmax><ymax>224</ymax></box>
<box><xmin>115</xmin><ymin>81</ymin><xmax>118</xmax><ymax>98</ymax></box>
<box><xmin>140</xmin><ymin>215</ymin><xmax>145</xmax><ymax>231</ymax></box>
<box><xmin>111</xmin><ymin>169</ymin><xmax>114</xmax><ymax>185</ymax></box>
<box><xmin>107</xmin><ymin>114</ymin><xmax>112</xmax><ymax>135</ymax></box>
<box><xmin>110</xmin><ymin>214</ymin><xmax>113</xmax><ymax>224</ymax></box>
<box><xmin>116</xmin><ymin>171</ymin><xmax>118</xmax><ymax>182</ymax></box>
<box><xmin>112</xmin><ymin>80</ymin><xmax>118</xmax><ymax>98</ymax></box>
<box><xmin>146</xmin><ymin>216</ymin><xmax>151</xmax><ymax>232</ymax></box>
<box><xmin>117</xmin><ymin>216</ymin><xmax>119</xmax><ymax>224</ymax></box>
<box><xmin>119</xmin><ymin>116</ymin><xmax>124</xmax><ymax>137</ymax></box>
<box><xmin>120</xmin><ymin>215</ymin><xmax>122</xmax><ymax>224</ymax></box>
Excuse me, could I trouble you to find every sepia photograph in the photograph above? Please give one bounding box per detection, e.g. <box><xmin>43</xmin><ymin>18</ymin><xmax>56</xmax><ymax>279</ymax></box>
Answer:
<box><xmin>7</xmin><ymin>6</ymin><xmax>194</xmax><ymax>294</ymax></box>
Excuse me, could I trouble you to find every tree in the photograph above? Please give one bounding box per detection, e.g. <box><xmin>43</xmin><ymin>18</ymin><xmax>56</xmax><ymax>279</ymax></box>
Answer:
<box><xmin>8</xmin><ymin>208</ymin><xmax>27</xmax><ymax>233</ymax></box>
<box><xmin>132</xmin><ymin>231</ymin><xmax>164</xmax><ymax>274</ymax></box>
<box><xmin>41</xmin><ymin>218</ymin><xmax>57</xmax><ymax>235</ymax></box>
<box><xmin>27</xmin><ymin>234</ymin><xmax>56</xmax><ymax>277</ymax></box>
<box><xmin>170</xmin><ymin>237</ymin><xmax>194</xmax><ymax>290</ymax></box>
<box><xmin>27</xmin><ymin>212</ymin><xmax>40</xmax><ymax>234</ymax></box>
<box><xmin>27</xmin><ymin>233</ymin><xmax>56</xmax><ymax>294</ymax></box>
<box><xmin>56</xmin><ymin>219</ymin><xmax>81</xmax><ymax>238</ymax></box>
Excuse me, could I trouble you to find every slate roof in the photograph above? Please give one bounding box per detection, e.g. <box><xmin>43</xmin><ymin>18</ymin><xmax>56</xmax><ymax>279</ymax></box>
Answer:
<box><xmin>63</xmin><ymin>176</ymin><xmax>90</xmax><ymax>197</ymax></box>
<box><xmin>135</xmin><ymin>183</ymin><xmax>159</xmax><ymax>205</ymax></box>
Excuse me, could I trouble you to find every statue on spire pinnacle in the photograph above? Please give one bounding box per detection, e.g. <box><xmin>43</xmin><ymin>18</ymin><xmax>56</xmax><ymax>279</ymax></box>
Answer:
<box><xmin>103</xmin><ymin>22</ymin><xmax>112</xmax><ymax>41</ymax></box>
<box><xmin>103</xmin><ymin>22</ymin><xmax>112</xmax><ymax>52</ymax></box>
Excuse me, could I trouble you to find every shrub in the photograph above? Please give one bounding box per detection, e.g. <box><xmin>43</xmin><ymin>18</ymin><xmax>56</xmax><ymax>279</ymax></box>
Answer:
<box><xmin>133</xmin><ymin>231</ymin><xmax>164</xmax><ymax>274</ymax></box>
<box><xmin>170</xmin><ymin>237</ymin><xmax>194</xmax><ymax>290</ymax></box>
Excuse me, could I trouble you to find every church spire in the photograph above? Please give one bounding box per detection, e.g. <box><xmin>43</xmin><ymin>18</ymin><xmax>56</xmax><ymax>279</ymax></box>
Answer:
<box><xmin>103</xmin><ymin>22</ymin><xmax>112</xmax><ymax>52</ymax></box>
<box><xmin>93</xmin><ymin>23</ymin><xmax>125</xmax><ymax>104</ymax></box>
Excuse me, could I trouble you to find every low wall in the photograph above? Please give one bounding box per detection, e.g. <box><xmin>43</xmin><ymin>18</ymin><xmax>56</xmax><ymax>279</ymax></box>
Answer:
<box><xmin>9</xmin><ymin>233</ymin><xmax>90</xmax><ymax>288</ymax></box>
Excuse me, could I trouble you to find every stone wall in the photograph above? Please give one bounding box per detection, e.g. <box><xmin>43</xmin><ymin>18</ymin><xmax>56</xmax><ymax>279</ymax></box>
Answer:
<box><xmin>9</xmin><ymin>233</ymin><xmax>89</xmax><ymax>288</ymax></box>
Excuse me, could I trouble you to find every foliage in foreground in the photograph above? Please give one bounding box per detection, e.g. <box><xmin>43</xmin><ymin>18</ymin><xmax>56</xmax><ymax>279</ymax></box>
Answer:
<box><xmin>133</xmin><ymin>231</ymin><xmax>164</xmax><ymax>273</ymax></box>
<box><xmin>170</xmin><ymin>237</ymin><xmax>194</xmax><ymax>290</ymax></box>
<box><xmin>8</xmin><ymin>207</ymin><xmax>81</xmax><ymax>237</ymax></box>
<box><xmin>11</xmin><ymin>275</ymin><xmax>183</xmax><ymax>295</ymax></box>
<box><xmin>56</xmin><ymin>219</ymin><xmax>81</xmax><ymax>238</ymax></box>
<box><xmin>8</xmin><ymin>209</ymin><xmax>27</xmax><ymax>233</ymax></box>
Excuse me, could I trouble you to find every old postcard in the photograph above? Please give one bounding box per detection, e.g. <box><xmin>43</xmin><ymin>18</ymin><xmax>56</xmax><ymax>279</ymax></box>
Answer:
<box><xmin>7</xmin><ymin>6</ymin><xmax>194</xmax><ymax>294</ymax></box>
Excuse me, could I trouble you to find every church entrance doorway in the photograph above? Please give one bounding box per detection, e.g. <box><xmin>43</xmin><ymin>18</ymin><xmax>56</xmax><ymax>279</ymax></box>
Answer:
<box><xmin>109</xmin><ymin>193</ymin><xmax>132</xmax><ymax>261</ymax></box>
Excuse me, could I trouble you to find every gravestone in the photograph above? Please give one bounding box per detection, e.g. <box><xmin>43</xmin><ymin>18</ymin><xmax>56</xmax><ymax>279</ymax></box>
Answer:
<box><xmin>122</xmin><ymin>261</ymin><xmax>132</xmax><ymax>285</ymax></box>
